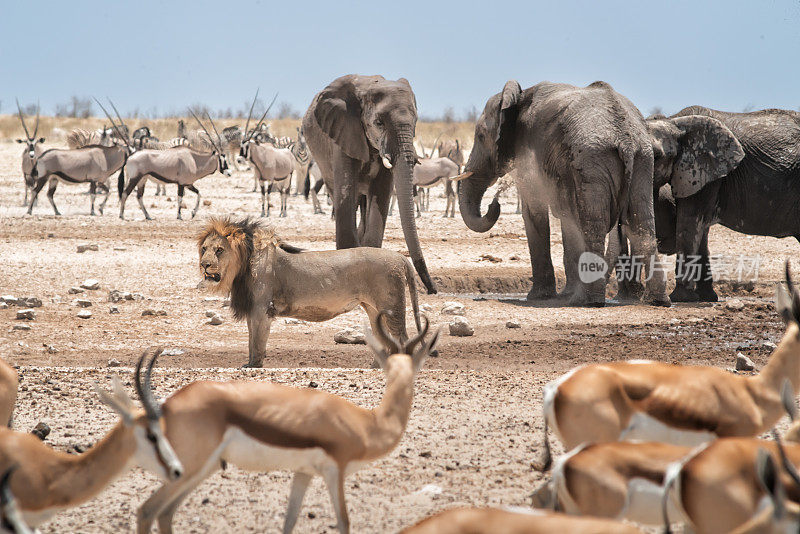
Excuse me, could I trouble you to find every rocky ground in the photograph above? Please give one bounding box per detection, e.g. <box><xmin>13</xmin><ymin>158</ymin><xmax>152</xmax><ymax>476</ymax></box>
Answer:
<box><xmin>0</xmin><ymin>139</ymin><xmax>798</xmax><ymax>532</ymax></box>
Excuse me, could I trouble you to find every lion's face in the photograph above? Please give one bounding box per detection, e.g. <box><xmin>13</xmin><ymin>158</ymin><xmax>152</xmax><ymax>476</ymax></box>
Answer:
<box><xmin>199</xmin><ymin>234</ymin><xmax>235</xmax><ymax>288</ymax></box>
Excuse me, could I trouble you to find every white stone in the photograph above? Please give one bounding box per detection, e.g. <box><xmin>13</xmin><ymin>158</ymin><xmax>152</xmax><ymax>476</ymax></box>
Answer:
<box><xmin>80</xmin><ymin>279</ymin><xmax>100</xmax><ymax>290</ymax></box>
<box><xmin>76</xmin><ymin>244</ymin><xmax>99</xmax><ymax>253</ymax></box>
<box><xmin>208</xmin><ymin>314</ymin><xmax>224</xmax><ymax>325</ymax></box>
<box><xmin>506</xmin><ymin>320</ymin><xmax>521</xmax><ymax>329</ymax></box>
<box><xmin>763</xmin><ymin>341</ymin><xmax>777</xmax><ymax>350</ymax></box>
<box><xmin>77</xmin><ymin>310</ymin><xmax>92</xmax><ymax>319</ymax></box>
<box><xmin>725</xmin><ymin>298</ymin><xmax>745</xmax><ymax>311</ymax></box>
<box><xmin>441</xmin><ymin>301</ymin><xmax>465</xmax><ymax>316</ymax></box>
<box><xmin>75</xmin><ymin>299</ymin><xmax>92</xmax><ymax>308</ymax></box>
<box><xmin>334</xmin><ymin>327</ymin><xmax>366</xmax><ymax>344</ymax></box>
<box><xmin>69</xmin><ymin>287</ymin><xmax>85</xmax><ymax>294</ymax></box>
<box><xmin>735</xmin><ymin>352</ymin><xmax>755</xmax><ymax>371</ymax></box>
<box><xmin>16</xmin><ymin>309</ymin><xmax>35</xmax><ymax>320</ymax></box>
<box><xmin>161</xmin><ymin>348</ymin><xmax>185</xmax><ymax>356</ymax></box>
<box><xmin>449</xmin><ymin>316</ymin><xmax>474</xmax><ymax>337</ymax></box>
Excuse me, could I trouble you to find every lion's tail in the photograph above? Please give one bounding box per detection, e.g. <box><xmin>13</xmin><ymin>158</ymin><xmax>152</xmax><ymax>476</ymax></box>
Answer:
<box><xmin>404</xmin><ymin>257</ymin><xmax>422</xmax><ymax>334</ymax></box>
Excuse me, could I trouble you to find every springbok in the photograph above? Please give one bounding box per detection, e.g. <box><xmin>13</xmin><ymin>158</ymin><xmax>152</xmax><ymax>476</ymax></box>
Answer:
<box><xmin>401</xmin><ymin>507</ymin><xmax>641</xmax><ymax>534</ymax></box>
<box><xmin>529</xmin><ymin>380</ymin><xmax>800</xmax><ymax>529</ymax></box>
<box><xmin>119</xmin><ymin>112</ymin><xmax>230</xmax><ymax>220</ymax></box>
<box><xmin>0</xmin><ymin>467</ymin><xmax>32</xmax><ymax>534</ymax></box>
<box><xmin>27</xmin><ymin>99</ymin><xmax>133</xmax><ymax>216</ymax></box>
<box><xmin>14</xmin><ymin>101</ymin><xmax>45</xmax><ymax>207</ymax></box>
<box><xmin>136</xmin><ymin>312</ymin><xmax>438</xmax><ymax>534</ymax></box>
<box><xmin>0</xmin><ymin>358</ymin><xmax>18</xmax><ymax>428</ymax></box>
<box><xmin>534</xmin><ymin>262</ymin><xmax>800</xmax><ymax>471</ymax></box>
<box><xmin>0</xmin><ymin>349</ymin><xmax>183</xmax><ymax>529</ymax></box>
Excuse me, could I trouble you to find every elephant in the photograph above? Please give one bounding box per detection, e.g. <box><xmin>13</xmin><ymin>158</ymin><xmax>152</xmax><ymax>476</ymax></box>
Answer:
<box><xmin>455</xmin><ymin>80</ymin><xmax>670</xmax><ymax>307</ymax></box>
<box><xmin>302</xmin><ymin>74</ymin><xmax>437</xmax><ymax>294</ymax></box>
<box><xmin>634</xmin><ymin>106</ymin><xmax>792</xmax><ymax>302</ymax></box>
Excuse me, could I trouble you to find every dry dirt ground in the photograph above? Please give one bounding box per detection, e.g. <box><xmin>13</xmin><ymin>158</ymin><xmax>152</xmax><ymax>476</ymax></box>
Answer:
<box><xmin>0</xmin><ymin>139</ymin><xmax>798</xmax><ymax>533</ymax></box>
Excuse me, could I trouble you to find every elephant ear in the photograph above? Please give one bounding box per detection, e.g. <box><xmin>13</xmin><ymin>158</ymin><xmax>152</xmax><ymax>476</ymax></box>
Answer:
<box><xmin>668</xmin><ymin>115</ymin><xmax>744</xmax><ymax>198</ymax></box>
<box><xmin>496</xmin><ymin>80</ymin><xmax>522</xmax><ymax>169</ymax></box>
<box><xmin>313</xmin><ymin>77</ymin><xmax>370</xmax><ymax>162</ymax></box>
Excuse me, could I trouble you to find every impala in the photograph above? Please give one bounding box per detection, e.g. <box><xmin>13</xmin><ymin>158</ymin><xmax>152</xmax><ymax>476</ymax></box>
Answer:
<box><xmin>136</xmin><ymin>312</ymin><xmax>438</xmax><ymax>534</ymax></box>
<box><xmin>0</xmin><ymin>349</ymin><xmax>183</xmax><ymax>528</ymax></box>
<box><xmin>0</xmin><ymin>467</ymin><xmax>32</xmax><ymax>534</ymax></box>
<box><xmin>534</xmin><ymin>262</ymin><xmax>800</xmax><ymax>471</ymax></box>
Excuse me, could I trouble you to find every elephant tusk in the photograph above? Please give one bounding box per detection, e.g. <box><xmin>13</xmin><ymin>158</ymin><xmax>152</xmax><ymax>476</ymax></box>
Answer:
<box><xmin>382</xmin><ymin>156</ymin><xmax>393</xmax><ymax>169</ymax></box>
<box><xmin>451</xmin><ymin>171</ymin><xmax>473</xmax><ymax>182</ymax></box>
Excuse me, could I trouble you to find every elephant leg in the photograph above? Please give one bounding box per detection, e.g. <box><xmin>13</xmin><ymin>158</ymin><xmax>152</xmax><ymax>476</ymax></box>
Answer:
<box><xmin>626</xmin><ymin>173</ymin><xmax>670</xmax><ymax>307</ymax></box>
<box><xmin>613</xmin><ymin>225</ymin><xmax>645</xmax><ymax>300</ymax></box>
<box><xmin>670</xmin><ymin>200</ymin><xmax>708</xmax><ymax>302</ymax></box>
<box><xmin>694</xmin><ymin>229</ymin><xmax>718</xmax><ymax>302</ymax></box>
<box><xmin>333</xmin><ymin>161</ymin><xmax>360</xmax><ymax>249</ymax></box>
<box><xmin>559</xmin><ymin>217</ymin><xmax>585</xmax><ymax>301</ymax></box>
<box><xmin>520</xmin><ymin>195</ymin><xmax>556</xmax><ymax>300</ymax></box>
<box><xmin>362</xmin><ymin>170</ymin><xmax>392</xmax><ymax>247</ymax></box>
<box><xmin>571</xmin><ymin>177</ymin><xmax>613</xmax><ymax>307</ymax></box>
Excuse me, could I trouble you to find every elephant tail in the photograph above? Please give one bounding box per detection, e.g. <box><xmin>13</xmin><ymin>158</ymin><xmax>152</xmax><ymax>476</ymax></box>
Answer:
<box><xmin>302</xmin><ymin>159</ymin><xmax>312</xmax><ymax>199</ymax></box>
<box><xmin>615</xmin><ymin>145</ymin><xmax>635</xmax><ymax>226</ymax></box>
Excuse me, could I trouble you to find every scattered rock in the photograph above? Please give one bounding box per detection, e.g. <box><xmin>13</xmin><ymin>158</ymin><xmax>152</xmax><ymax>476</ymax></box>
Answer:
<box><xmin>109</xmin><ymin>306</ymin><xmax>120</xmax><ymax>314</ymax></box>
<box><xmin>414</xmin><ymin>484</ymin><xmax>443</xmax><ymax>496</ymax></box>
<box><xmin>16</xmin><ymin>309</ymin><xmax>35</xmax><ymax>320</ymax></box>
<box><xmin>68</xmin><ymin>287</ymin><xmax>85</xmax><ymax>294</ymax></box>
<box><xmin>45</xmin><ymin>344</ymin><xmax>58</xmax><ymax>353</ymax></box>
<box><xmin>77</xmin><ymin>310</ymin><xmax>92</xmax><ymax>319</ymax></box>
<box><xmin>76</xmin><ymin>243</ymin><xmax>99</xmax><ymax>253</ymax></box>
<box><xmin>80</xmin><ymin>279</ymin><xmax>100</xmax><ymax>290</ymax></box>
<box><xmin>441</xmin><ymin>301</ymin><xmax>465</xmax><ymax>316</ymax></box>
<box><xmin>420</xmin><ymin>304</ymin><xmax>433</xmax><ymax>313</ymax></box>
<box><xmin>725</xmin><ymin>298</ymin><xmax>745</xmax><ymax>312</ymax></box>
<box><xmin>12</xmin><ymin>324</ymin><xmax>31</xmax><ymax>331</ymax></box>
<box><xmin>222</xmin><ymin>298</ymin><xmax>231</xmax><ymax>307</ymax></box>
<box><xmin>479</xmin><ymin>253</ymin><xmax>503</xmax><ymax>263</ymax></box>
<box><xmin>161</xmin><ymin>348</ymin><xmax>185</xmax><ymax>357</ymax></box>
<box><xmin>284</xmin><ymin>318</ymin><xmax>303</xmax><ymax>325</ymax></box>
<box><xmin>509</xmin><ymin>254</ymin><xmax>521</xmax><ymax>261</ymax></box>
<box><xmin>449</xmin><ymin>316</ymin><xmax>474</xmax><ymax>337</ymax></box>
<box><xmin>142</xmin><ymin>309</ymin><xmax>167</xmax><ymax>316</ymax></box>
<box><xmin>205</xmin><ymin>310</ymin><xmax>216</xmax><ymax>318</ymax></box>
<box><xmin>735</xmin><ymin>352</ymin><xmax>755</xmax><ymax>371</ymax></box>
<box><xmin>207</xmin><ymin>314</ymin><xmax>224</xmax><ymax>325</ymax></box>
<box><xmin>108</xmin><ymin>290</ymin><xmax>133</xmax><ymax>302</ymax></box>
<box><xmin>0</xmin><ymin>302</ymin><xmax>7</xmax><ymax>310</ymax></box>
<box><xmin>1</xmin><ymin>296</ymin><xmax>17</xmax><ymax>306</ymax></box>
<box><xmin>31</xmin><ymin>422</ymin><xmax>51</xmax><ymax>441</ymax></box>
<box><xmin>19</xmin><ymin>297</ymin><xmax>42</xmax><ymax>308</ymax></box>
<box><xmin>202</xmin><ymin>200</ymin><xmax>212</xmax><ymax>206</ymax></box>
<box><xmin>75</xmin><ymin>299</ymin><xmax>92</xmax><ymax>308</ymax></box>
<box><xmin>308</xmin><ymin>381</ymin><xmax>318</xmax><ymax>388</ymax></box>
<box><xmin>763</xmin><ymin>341</ymin><xmax>777</xmax><ymax>350</ymax></box>
<box><xmin>506</xmin><ymin>320</ymin><xmax>521</xmax><ymax>329</ymax></box>
<box><xmin>113</xmin><ymin>246</ymin><xmax>127</xmax><ymax>251</ymax></box>
<box><xmin>334</xmin><ymin>327</ymin><xmax>366</xmax><ymax>344</ymax></box>
<box><xmin>107</xmin><ymin>358</ymin><xmax>121</xmax><ymax>367</ymax></box>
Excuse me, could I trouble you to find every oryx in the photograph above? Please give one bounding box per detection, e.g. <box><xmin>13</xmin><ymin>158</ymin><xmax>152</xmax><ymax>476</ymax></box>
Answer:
<box><xmin>119</xmin><ymin>111</ymin><xmax>231</xmax><ymax>220</ymax></box>
<box><xmin>15</xmin><ymin>100</ymin><xmax>45</xmax><ymax>207</ymax></box>
<box><xmin>239</xmin><ymin>91</ymin><xmax>290</xmax><ymax>216</ymax></box>
<box><xmin>412</xmin><ymin>156</ymin><xmax>459</xmax><ymax>217</ymax></box>
<box><xmin>27</xmin><ymin>99</ymin><xmax>133</xmax><ymax>216</ymax></box>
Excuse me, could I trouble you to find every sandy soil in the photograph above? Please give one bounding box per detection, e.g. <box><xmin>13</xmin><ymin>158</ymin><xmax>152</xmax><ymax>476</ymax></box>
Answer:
<box><xmin>0</xmin><ymin>139</ymin><xmax>798</xmax><ymax>532</ymax></box>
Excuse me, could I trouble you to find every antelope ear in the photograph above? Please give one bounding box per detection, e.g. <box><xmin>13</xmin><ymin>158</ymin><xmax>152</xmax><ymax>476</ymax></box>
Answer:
<box><xmin>667</xmin><ymin>115</ymin><xmax>744</xmax><ymax>198</ymax></box>
<box><xmin>94</xmin><ymin>382</ymin><xmax>134</xmax><ymax>425</ymax></box>
<box><xmin>755</xmin><ymin>448</ymin><xmax>787</xmax><ymax>520</ymax></box>
<box><xmin>363</xmin><ymin>322</ymin><xmax>389</xmax><ymax>370</ymax></box>
<box><xmin>313</xmin><ymin>77</ymin><xmax>370</xmax><ymax>162</ymax></box>
<box><xmin>412</xmin><ymin>326</ymin><xmax>441</xmax><ymax>371</ymax></box>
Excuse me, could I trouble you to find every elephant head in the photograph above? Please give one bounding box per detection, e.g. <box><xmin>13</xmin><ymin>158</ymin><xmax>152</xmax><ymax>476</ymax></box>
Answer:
<box><xmin>456</xmin><ymin>80</ymin><xmax>522</xmax><ymax>232</ymax></box>
<box><xmin>313</xmin><ymin>75</ymin><xmax>436</xmax><ymax>294</ymax></box>
<box><xmin>648</xmin><ymin>115</ymin><xmax>745</xmax><ymax>198</ymax></box>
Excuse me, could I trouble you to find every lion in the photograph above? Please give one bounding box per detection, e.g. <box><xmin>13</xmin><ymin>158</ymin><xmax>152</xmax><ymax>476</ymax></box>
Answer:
<box><xmin>197</xmin><ymin>217</ymin><xmax>423</xmax><ymax>367</ymax></box>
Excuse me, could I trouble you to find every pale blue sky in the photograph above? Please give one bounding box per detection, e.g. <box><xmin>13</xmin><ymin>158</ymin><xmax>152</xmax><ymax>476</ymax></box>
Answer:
<box><xmin>1</xmin><ymin>0</ymin><xmax>798</xmax><ymax>119</ymax></box>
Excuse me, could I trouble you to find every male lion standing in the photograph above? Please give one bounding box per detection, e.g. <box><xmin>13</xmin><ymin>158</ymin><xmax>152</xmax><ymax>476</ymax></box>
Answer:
<box><xmin>197</xmin><ymin>217</ymin><xmax>423</xmax><ymax>367</ymax></box>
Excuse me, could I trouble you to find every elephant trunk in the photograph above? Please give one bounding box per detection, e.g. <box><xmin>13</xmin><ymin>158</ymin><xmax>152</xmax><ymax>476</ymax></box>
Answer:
<box><xmin>394</xmin><ymin>129</ymin><xmax>437</xmax><ymax>294</ymax></box>
<box><xmin>457</xmin><ymin>167</ymin><xmax>500</xmax><ymax>233</ymax></box>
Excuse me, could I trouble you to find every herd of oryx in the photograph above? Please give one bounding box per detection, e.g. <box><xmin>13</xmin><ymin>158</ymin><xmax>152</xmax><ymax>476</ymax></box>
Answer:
<box><xmin>3</xmin><ymin>73</ymin><xmax>800</xmax><ymax>533</ymax></box>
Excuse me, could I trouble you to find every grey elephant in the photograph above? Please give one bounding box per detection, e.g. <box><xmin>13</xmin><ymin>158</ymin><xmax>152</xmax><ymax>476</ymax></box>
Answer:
<box><xmin>456</xmin><ymin>80</ymin><xmax>670</xmax><ymax>306</ymax></box>
<box><xmin>302</xmin><ymin>74</ymin><xmax>437</xmax><ymax>294</ymax></box>
<box><xmin>638</xmin><ymin>106</ymin><xmax>791</xmax><ymax>302</ymax></box>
